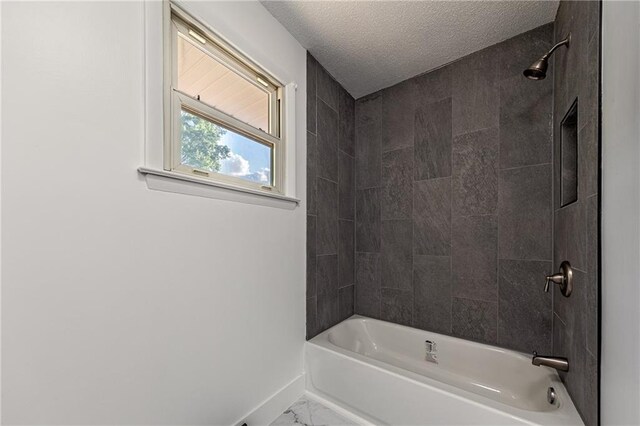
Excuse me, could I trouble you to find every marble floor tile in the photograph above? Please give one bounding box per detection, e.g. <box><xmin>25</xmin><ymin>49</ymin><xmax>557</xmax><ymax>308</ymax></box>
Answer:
<box><xmin>271</xmin><ymin>396</ymin><xmax>357</xmax><ymax>426</ymax></box>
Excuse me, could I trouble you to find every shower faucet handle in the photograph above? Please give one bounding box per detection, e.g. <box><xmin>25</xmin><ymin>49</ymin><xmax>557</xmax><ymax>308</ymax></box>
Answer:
<box><xmin>544</xmin><ymin>274</ymin><xmax>563</xmax><ymax>292</ymax></box>
<box><xmin>544</xmin><ymin>261</ymin><xmax>573</xmax><ymax>297</ymax></box>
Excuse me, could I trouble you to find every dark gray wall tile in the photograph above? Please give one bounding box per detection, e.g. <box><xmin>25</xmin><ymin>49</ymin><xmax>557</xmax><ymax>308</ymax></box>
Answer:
<box><xmin>499</xmin><ymin>76</ymin><xmax>552</xmax><ymax>168</ymax></box>
<box><xmin>586</xmin><ymin>0</ymin><xmax>600</xmax><ymax>43</ymax></box>
<box><xmin>553</xmin><ymin>314</ymin><xmax>569</xmax><ymax>360</ymax></box>
<box><xmin>355</xmin><ymin>253</ymin><xmax>381</xmax><ymax>318</ymax></box>
<box><xmin>307</xmin><ymin>215</ymin><xmax>317</xmax><ymax>299</ymax></box>
<box><xmin>554</xmin><ymin>269</ymin><xmax>587</xmax><ymax>352</ymax></box>
<box><xmin>317</xmin><ymin>289</ymin><xmax>339</xmax><ymax>332</ymax></box>
<box><xmin>452</xmin><ymin>127</ymin><xmax>499</xmax><ymax>216</ymax></box>
<box><xmin>381</xmin><ymin>220</ymin><xmax>413</xmax><ymax>291</ymax></box>
<box><xmin>498</xmin><ymin>23</ymin><xmax>553</xmax><ymax>81</ymax></box>
<box><xmin>317</xmin><ymin>100</ymin><xmax>338</xmax><ymax>181</ymax></box>
<box><xmin>553</xmin><ymin>4</ymin><xmax>572</xmax><ymax>118</ymax></box>
<box><xmin>318</xmin><ymin>97</ymin><xmax>339</xmax><ymax>146</ymax></box>
<box><xmin>307</xmin><ymin>53</ymin><xmax>317</xmax><ymax>135</ymax></box>
<box><xmin>554</xmin><ymin>305</ymin><xmax>588</xmax><ymax>423</ymax></box>
<box><xmin>356</xmin><ymin>188</ymin><xmax>381</xmax><ymax>253</ymax></box>
<box><xmin>381</xmin><ymin>288</ymin><xmax>413</xmax><ymax>326</ymax></box>
<box><xmin>382</xmin><ymin>80</ymin><xmax>416</xmax><ymax>152</ymax></box>
<box><xmin>551</xmin><ymin>8</ymin><xmax>600</xmax><ymax>418</ymax></box>
<box><xmin>552</xmin><ymin>98</ymin><xmax>568</xmax><ymax>210</ymax></box>
<box><xmin>307</xmin><ymin>131</ymin><xmax>317</xmax><ymax>215</ymax></box>
<box><xmin>339</xmin><ymin>151</ymin><xmax>355</xmax><ymax>220</ymax></box>
<box><xmin>578</xmin><ymin>34</ymin><xmax>599</xmax><ymax>138</ymax></box>
<box><xmin>452</xmin><ymin>297</ymin><xmax>497</xmax><ymax>344</ymax></box>
<box><xmin>415</xmin><ymin>98</ymin><xmax>452</xmax><ymax>181</ymax></box>
<box><xmin>356</xmin><ymin>93</ymin><xmax>382</xmax><ymax>128</ymax></box>
<box><xmin>586</xmin><ymin>195</ymin><xmax>598</xmax><ymax>355</ymax></box>
<box><xmin>306</xmin><ymin>297</ymin><xmax>318</xmax><ymax>340</ymax></box>
<box><xmin>413</xmin><ymin>178</ymin><xmax>451</xmax><ymax>255</ymax></box>
<box><xmin>553</xmin><ymin>315</ymin><xmax>573</xmax><ymax>385</ymax></box>
<box><xmin>498</xmin><ymin>259</ymin><xmax>553</xmax><ymax>353</ymax></box>
<box><xmin>548</xmin><ymin>198</ymin><xmax>567</xmax><ymax>265</ymax></box>
<box><xmin>414</xmin><ymin>255</ymin><xmax>452</xmax><ymax>334</ymax></box>
<box><xmin>317</xmin><ymin>178</ymin><xmax>338</xmax><ymax>255</ymax></box>
<box><xmin>499</xmin><ymin>164</ymin><xmax>552</xmax><ymax>260</ymax></box>
<box><xmin>317</xmin><ymin>254</ymin><xmax>338</xmax><ymax>297</ymax></box>
<box><xmin>554</xmin><ymin>200</ymin><xmax>587</xmax><ymax>271</ymax></box>
<box><xmin>339</xmin><ymin>89</ymin><xmax>356</xmax><ymax>156</ymax></box>
<box><xmin>414</xmin><ymin>66</ymin><xmax>451</xmax><ymax>106</ymax></box>
<box><xmin>451</xmin><ymin>46</ymin><xmax>499</xmax><ymax>136</ymax></box>
<box><xmin>382</xmin><ymin>147</ymin><xmax>413</xmax><ymax>220</ymax></box>
<box><xmin>555</xmin><ymin>2</ymin><xmax>580</xmax><ymax>111</ymax></box>
<box><xmin>356</xmin><ymin>124</ymin><xmax>381</xmax><ymax>189</ymax></box>
<box><xmin>307</xmin><ymin>63</ymin><xmax>355</xmax><ymax>338</ymax></box>
<box><xmin>339</xmin><ymin>285</ymin><xmax>355</xmax><ymax>321</ymax></box>
<box><xmin>451</xmin><ymin>215</ymin><xmax>498</xmax><ymax>301</ymax></box>
<box><xmin>317</xmin><ymin>255</ymin><xmax>340</xmax><ymax>332</ymax></box>
<box><xmin>583</xmin><ymin>353</ymin><xmax>598</xmax><ymax>426</ymax></box>
<box><xmin>307</xmin><ymin>54</ymin><xmax>357</xmax><ymax>339</ymax></box>
<box><xmin>317</xmin><ymin>65</ymin><xmax>338</xmax><ymax>111</ymax></box>
<box><xmin>338</xmin><ymin>220</ymin><xmax>355</xmax><ymax>288</ymax></box>
<box><xmin>578</xmin><ymin>118</ymin><xmax>598</xmax><ymax>201</ymax></box>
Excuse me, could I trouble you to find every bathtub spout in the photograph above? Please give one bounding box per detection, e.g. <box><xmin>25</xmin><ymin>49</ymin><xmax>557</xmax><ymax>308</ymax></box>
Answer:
<box><xmin>532</xmin><ymin>352</ymin><xmax>569</xmax><ymax>372</ymax></box>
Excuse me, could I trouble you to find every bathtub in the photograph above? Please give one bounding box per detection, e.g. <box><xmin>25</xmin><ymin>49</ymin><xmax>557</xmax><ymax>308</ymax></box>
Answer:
<box><xmin>305</xmin><ymin>316</ymin><xmax>583</xmax><ymax>425</ymax></box>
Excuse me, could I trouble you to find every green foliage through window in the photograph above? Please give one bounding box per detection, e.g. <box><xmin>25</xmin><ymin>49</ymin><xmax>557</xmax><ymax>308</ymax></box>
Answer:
<box><xmin>180</xmin><ymin>110</ymin><xmax>230</xmax><ymax>172</ymax></box>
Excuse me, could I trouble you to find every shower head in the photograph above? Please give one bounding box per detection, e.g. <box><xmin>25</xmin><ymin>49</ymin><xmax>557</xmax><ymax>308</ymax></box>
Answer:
<box><xmin>524</xmin><ymin>34</ymin><xmax>571</xmax><ymax>81</ymax></box>
<box><xmin>524</xmin><ymin>57</ymin><xmax>549</xmax><ymax>80</ymax></box>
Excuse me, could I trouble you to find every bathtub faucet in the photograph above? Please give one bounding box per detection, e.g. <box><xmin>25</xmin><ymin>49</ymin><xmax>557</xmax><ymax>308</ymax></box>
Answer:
<box><xmin>532</xmin><ymin>351</ymin><xmax>569</xmax><ymax>372</ymax></box>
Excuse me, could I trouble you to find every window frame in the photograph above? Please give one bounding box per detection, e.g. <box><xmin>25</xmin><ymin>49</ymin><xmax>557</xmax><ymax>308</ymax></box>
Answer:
<box><xmin>163</xmin><ymin>2</ymin><xmax>286</xmax><ymax>195</ymax></box>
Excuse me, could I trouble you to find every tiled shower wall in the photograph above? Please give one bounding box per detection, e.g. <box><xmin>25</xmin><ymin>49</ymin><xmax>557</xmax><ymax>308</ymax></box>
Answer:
<box><xmin>353</xmin><ymin>23</ymin><xmax>555</xmax><ymax>352</ymax></box>
<box><xmin>306</xmin><ymin>53</ymin><xmax>356</xmax><ymax>339</ymax></box>
<box><xmin>552</xmin><ymin>1</ymin><xmax>600</xmax><ymax>425</ymax></box>
<box><xmin>306</xmin><ymin>5</ymin><xmax>600</xmax><ymax>423</ymax></box>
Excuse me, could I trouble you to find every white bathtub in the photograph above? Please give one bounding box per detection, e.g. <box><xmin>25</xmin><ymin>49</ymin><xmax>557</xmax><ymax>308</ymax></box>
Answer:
<box><xmin>305</xmin><ymin>316</ymin><xmax>583</xmax><ymax>425</ymax></box>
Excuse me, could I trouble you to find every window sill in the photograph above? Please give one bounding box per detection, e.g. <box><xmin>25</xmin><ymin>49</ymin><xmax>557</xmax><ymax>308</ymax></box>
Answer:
<box><xmin>137</xmin><ymin>167</ymin><xmax>299</xmax><ymax>210</ymax></box>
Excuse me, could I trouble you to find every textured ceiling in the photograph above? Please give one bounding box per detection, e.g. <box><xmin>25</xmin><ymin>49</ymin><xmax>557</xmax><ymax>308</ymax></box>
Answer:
<box><xmin>262</xmin><ymin>1</ymin><xmax>558</xmax><ymax>98</ymax></box>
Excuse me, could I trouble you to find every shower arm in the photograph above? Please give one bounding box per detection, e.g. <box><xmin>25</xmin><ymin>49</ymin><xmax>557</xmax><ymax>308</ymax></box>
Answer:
<box><xmin>541</xmin><ymin>34</ymin><xmax>571</xmax><ymax>60</ymax></box>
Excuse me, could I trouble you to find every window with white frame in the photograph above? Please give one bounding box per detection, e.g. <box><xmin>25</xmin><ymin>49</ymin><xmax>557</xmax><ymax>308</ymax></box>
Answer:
<box><xmin>165</xmin><ymin>5</ymin><xmax>285</xmax><ymax>194</ymax></box>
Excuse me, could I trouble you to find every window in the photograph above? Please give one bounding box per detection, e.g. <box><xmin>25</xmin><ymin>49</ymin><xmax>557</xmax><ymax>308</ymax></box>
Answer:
<box><xmin>165</xmin><ymin>5</ymin><xmax>285</xmax><ymax>194</ymax></box>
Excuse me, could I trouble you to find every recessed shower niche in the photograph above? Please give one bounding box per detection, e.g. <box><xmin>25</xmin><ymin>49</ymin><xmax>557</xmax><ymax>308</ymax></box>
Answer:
<box><xmin>560</xmin><ymin>99</ymin><xmax>578</xmax><ymax>207</ymax></box>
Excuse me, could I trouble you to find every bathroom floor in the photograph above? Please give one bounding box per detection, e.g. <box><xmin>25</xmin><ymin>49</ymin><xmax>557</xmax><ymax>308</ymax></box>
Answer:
<box><xmin>270</xmin><ymin>396</ymin><xmax>357</xmax><ymax>426</ymax></box>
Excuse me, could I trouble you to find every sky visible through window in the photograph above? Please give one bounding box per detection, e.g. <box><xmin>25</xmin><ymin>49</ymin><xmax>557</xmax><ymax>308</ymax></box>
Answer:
<box><xmin>219</xmin><ymin>131</ymin><xmax>272</xmax><ymax>185</ymax></box>
<box><xmin>180</xmin><ymin>110</ymin><xmax>272</xmax><ymax>185</ymax></box>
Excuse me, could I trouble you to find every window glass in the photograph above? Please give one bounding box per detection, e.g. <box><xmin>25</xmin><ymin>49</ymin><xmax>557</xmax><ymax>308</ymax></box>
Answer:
<box><xmin>168</xmin><ymin>8</ymin><xmax>283</xmax><ymax>194</ymax></box>
<box><xmin>177</xmin><ymin>33</ymin><xmax>270</xmax><ymax>132</ymax></box>
<box><xmin>180</xmin><ymin>109</ymin><xmax>273</xmax><ymax>185</ymax></box>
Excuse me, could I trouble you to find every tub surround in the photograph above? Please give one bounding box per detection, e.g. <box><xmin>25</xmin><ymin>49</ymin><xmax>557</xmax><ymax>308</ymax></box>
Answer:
<box><xmin>552</xmin><ymin>2</ymin><xmax>601</xmax><ymax>425</ymax></box>
<box><xmin>307</xmin><ymin>54</ymin><xmax>356</xmax><ymax>339</ymax></box>
<box><xmin>352</xmin><ymin>23</ymin><xmax>555</xmax><ymax>353</ymax></box>
<box><xmin>305</xmin><ymin>2</ymin><xmax>601</xmax><ymax>424</ymax></box>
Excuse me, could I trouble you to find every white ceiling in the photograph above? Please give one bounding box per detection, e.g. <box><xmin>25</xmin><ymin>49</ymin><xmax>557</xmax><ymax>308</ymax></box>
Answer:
<box><xmin>262</xmin><ymin>1</ymin><xmax>559</xmax><ymax>98</ymax></box>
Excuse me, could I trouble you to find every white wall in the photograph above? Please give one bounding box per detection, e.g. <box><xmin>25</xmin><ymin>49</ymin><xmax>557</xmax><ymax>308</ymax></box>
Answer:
<box><xmin>601</xmin><ymin>1</ymin><xmax>640</xmax><ymax>425</ymax></box>
<box><xmin>1</xmin><ymin>1</ymin><xmax>307</xmax><ymax>424</ymax></box>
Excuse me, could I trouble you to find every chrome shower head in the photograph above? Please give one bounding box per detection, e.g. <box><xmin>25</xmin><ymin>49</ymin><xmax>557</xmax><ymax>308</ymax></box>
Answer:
<box><xmin>524</xmin><ymin>34</ymin><xmax>571</xmax><ymax>81</ymax></box>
